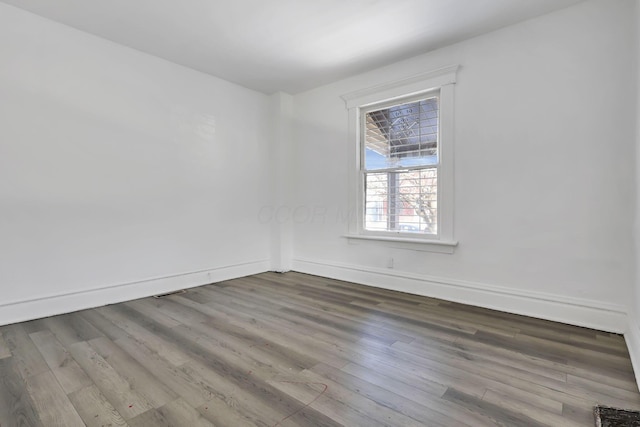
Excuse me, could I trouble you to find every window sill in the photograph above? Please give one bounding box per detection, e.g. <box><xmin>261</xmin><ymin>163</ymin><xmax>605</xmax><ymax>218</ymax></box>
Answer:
<box><xmin>343</xmin><ymin>234</ymin><xmax>458</xmax><ymax>254</ymax></box>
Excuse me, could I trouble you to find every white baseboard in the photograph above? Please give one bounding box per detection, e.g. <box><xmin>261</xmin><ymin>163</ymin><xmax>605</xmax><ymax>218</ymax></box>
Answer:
<box><xmin>0</xmin><ymin>259</ymin><xmax>270</xmax><ymax>327</ymax></box>
<box><xmin>292</xmin><ymin>257</ymin><xmax>628</xmax><ymax>333</ymax></box>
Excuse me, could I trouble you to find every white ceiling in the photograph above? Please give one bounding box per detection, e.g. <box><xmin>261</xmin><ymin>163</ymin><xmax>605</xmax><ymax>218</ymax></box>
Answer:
<box><xmin>2</xmin><ymin>0</ymin><xmax>584</xmax><ymax>94</ymax></box>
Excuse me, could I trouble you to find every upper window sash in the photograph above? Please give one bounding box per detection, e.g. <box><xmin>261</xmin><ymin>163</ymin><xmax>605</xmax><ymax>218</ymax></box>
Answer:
<box><xmin>360</xmin><ymin>90</ymin><xmax>440</xmax><ymax>173</ymax></box>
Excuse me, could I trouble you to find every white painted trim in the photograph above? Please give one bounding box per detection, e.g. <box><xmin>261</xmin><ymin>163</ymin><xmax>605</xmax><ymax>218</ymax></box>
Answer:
<box><xmin>438</xmin><ymin>83</ymin><xmax>455</xmax><ymax>242</ymax></box>
<box><xmin>0</xmin><ymin>260</ymin><xmax>270</xmax><ymax>327</ymax></box>
<box><xmin>291</xmin><ymin>257</ymin><xmax>628</xmax><ymax>333</ymax></box>
<box><xmin>625</xmin><ymin>319</ymin><xmax>640</xmax><ymax>387</ymax></box>
<box><xmin>341</xmin><ymin>65</ymin><xmax>459</xmax><ymax>109</ymax></box>
<box><xmin>343</xmin><ymin>234</ymin><xmax>458</xmax><ymax>254</ymax></box>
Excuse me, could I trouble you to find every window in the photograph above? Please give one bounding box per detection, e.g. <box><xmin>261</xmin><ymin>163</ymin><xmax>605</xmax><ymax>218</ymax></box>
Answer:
<box><xmin>363</xmin><ymin>94</ymin><xmax>439</xmax><ymax>234</ymax></box>
<box><xmin>341</xmin><ymin>66</ymin><xmax>458</xmax><ymax>252</ymax></box>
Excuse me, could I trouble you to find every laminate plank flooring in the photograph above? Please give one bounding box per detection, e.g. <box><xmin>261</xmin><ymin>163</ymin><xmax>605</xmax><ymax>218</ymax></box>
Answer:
<box><xmin>0</xmin><ymin>271</ymin><xmax>638</xmax><ymax>426</ymax></box>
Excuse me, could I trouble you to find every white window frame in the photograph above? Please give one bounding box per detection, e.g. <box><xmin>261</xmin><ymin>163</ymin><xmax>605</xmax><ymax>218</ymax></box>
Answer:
<box><xmin>341</xmin><ymin>65</ymin><xmax>459</xmax><ymax>253</ymax></box>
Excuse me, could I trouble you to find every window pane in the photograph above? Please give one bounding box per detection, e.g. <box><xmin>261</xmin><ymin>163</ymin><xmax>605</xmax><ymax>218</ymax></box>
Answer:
<box><xmin>364</xmin><ymin>96</ymin><xmax>438</xmax><ymax>171</ymax></box>
<box><xmin>365</xmin><ymin>168</ymin><xmax>437</xmax><ymax>234</ymax></box>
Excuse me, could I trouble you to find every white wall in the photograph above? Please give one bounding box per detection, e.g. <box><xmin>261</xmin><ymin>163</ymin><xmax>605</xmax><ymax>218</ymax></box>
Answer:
<box><xmin>1</xmin><ymin>0</ymin><xmax>637</xmax><ymax>335</ymax></box>
<box><xmin>268</xmin><ymin>92</ymin><xmax>294</xmax><ymax>272</ymax></box>
<box><xmin>0</xmin><ymin>3</ymin><xmax>272</xmax><ymax>324</ymax></box>
<box><xmin>628</xmin><ymin>0</ymin><xmax>640</xmax><ymax>387</ymax></box>
<box><xmin>291</xmin><ymin>0</ymin><xmax>636</xmax><ymax>332</ymax></box>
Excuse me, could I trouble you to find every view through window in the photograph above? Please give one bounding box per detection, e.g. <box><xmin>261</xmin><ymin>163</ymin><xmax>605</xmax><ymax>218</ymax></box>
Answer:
<box><xmin>362</xmin><ymin>94</ymin><xmax>439</xmax><ymax>234</ymax></box>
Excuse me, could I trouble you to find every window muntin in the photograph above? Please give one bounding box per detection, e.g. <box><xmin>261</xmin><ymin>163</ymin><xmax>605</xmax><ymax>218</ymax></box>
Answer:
<box><xmin>361</xmin><ymin>93</ymin><xmax>440</xmax><ymax>235</ymax></box>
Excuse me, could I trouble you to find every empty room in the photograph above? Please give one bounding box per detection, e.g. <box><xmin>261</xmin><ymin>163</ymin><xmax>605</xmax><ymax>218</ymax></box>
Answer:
<box><xmin>2</xmin><ymin>0</ymin><xmax>640</xmax><ymax>425</ymax></box>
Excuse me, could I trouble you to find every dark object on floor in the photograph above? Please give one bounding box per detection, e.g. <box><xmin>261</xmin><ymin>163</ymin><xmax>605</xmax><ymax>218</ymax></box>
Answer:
<box><xmin>153</xmin><ymin>289</ymin><xmax>187</xmax><ymax>298</ymax></box>
<box><xmin>595</xmin><ymin>405</ymin><xmax>640</xmax><ymax>426</ymax></box>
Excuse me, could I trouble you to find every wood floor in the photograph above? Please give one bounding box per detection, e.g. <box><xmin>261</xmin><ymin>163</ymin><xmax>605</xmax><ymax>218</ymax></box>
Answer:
<box><xmin>0</xmin><ymin>272</ymin><xmax>638</xmax><ymax>426</ymax></box>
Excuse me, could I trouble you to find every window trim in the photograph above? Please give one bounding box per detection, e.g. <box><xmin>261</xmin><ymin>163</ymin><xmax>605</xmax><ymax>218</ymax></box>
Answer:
<box><xmin>341</xmin><ymin>65</ymin><xmax>459</xmax><ymax>252</ymax></box>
